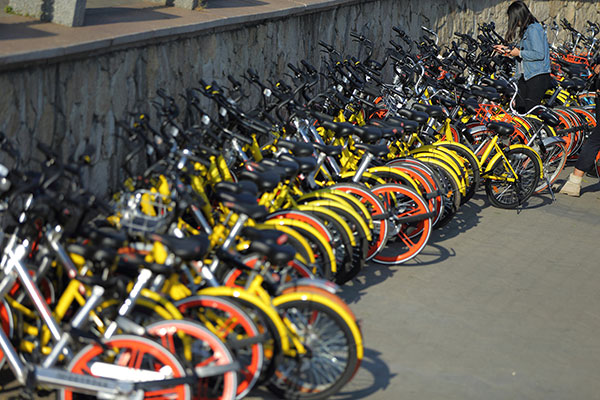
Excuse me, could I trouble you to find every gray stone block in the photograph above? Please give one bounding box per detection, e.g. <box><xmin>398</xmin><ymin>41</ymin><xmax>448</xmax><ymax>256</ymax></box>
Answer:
<box><xmin>53</xmin><ymin>0</ymin><xmax>87</xmax><ymax>27</ymax></box>
<box><xmin>8</xmin><ymin>0</ymin><xmax>45</xmax><ymax>19</ymax></box>
<box><xmin>145</xmin><ymin>0</ymin><xmax>199</xmax><ymax>9</ymax></box>
<box><xmin>8</xmin><ymin>0</ymin><xmax>87</xmax><ymax>26</ymax></box>
<box><xmin>174</xmin><ymin>0</ymin><xmax>199</xmax><ymax>9</ymax></box>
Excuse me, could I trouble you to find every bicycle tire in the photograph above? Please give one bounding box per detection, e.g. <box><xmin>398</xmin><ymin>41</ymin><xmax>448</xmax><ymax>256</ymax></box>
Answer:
<box><xmin>434</xmin><ymin>142</ymin><xmax>481</xmax><ymax>204</ymax></box>
<box><xmin>370</xmin><ymin>183</ymin><xmax>433</xmax><ymax>265</ymax></box>
<box><xmin>329</xmin><ymin>182</ymin><xmax>388</xmax><ymax>260</ymax></box>
<box><xmin>267</xmin><ymin>299</ymin><xmax>360</xmax><ymax>400</ymax></box>
<box><xmin>175</xmin><ymin>295</ymin><xmax>264</xmax><ymax>399</ymax></box>
<box><xmin>146</xmin><ymin>319</ymin><xmax>238</xmax><ymax>400</ymax></box>
<box><xmin>61</xmin><ymin>335</ymin><xmax>192</xmax><ymax>400</ymax></box>
<box><xmin>485</xmin><ymin>147</ymin><xmax>541</xmax><ymax>209</ymax></box>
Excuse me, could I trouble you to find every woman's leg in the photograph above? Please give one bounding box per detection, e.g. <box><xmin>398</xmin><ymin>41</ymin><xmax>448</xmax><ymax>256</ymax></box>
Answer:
<box><xmin>561</xmin><ymin>125</ymin><xmax>600</xmax><ymax>196</ymax></box>
<box><xmin>521</xmin><ymin>74</ymin><xmax>551</xmax><ymax>112</ymax></box>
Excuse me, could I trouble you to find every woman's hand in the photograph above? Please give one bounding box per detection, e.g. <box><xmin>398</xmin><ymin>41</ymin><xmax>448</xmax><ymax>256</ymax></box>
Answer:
<box><xmin>493</xmin><ymin>44</ymin><xmax>520</xmax><ymax>57</ymax></box>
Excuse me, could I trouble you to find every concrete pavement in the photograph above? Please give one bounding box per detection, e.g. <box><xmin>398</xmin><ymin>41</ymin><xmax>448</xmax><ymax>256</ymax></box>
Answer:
<box><xmin>0</xmin><ymin>0</ymin><xmax>361</xmax><ymax>69</ymax></box>
<box><xmin>322</xmin><ymin>165</ymin><xmax>600</xmax><ymax>400</ymax></box>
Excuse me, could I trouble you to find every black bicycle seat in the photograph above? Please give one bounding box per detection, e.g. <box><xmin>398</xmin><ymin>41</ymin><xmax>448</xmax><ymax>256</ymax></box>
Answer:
<box><xmin>150</xmin><ymin>233</ymin><xmax>210</xmax><ymax>261</ymax></box>
<box><xmin>354</xmin><ymin>143</ymin><xmax>389</xmax><ymax>157</ymax></box>
<box><xmin>313</xmin><ymin>142</ymin><xmax>343</xmax><ymax>156</ymax></box>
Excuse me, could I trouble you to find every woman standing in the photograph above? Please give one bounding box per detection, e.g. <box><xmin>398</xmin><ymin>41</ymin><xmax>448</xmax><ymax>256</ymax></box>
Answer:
<box><xmin>494</xmin><ymin>1</ymin><xmax>552</xmax><ymax>113</ymax></box>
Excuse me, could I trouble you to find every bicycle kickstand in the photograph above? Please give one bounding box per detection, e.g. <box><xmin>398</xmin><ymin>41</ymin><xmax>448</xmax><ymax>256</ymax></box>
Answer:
<box><xmin>546</xmin><ymin>176</ymin><xmax>557</xmax><ymax>203</ymax></box>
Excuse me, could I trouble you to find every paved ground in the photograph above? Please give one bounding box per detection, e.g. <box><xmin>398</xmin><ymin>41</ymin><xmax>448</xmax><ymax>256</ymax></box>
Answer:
<box><xmin>247</xmin><ymin>164</ymin><xmax>600</xmax><ymax>400</ymax></box>
<box><xmin>320</xmin><ymin>165</ymin><xmax>600</xmax><ymax>400</ymax></box>
<box><xmin>0</xmin><ymin>0</ymin><xmax>336</xmax><ymax>66</ymax></box>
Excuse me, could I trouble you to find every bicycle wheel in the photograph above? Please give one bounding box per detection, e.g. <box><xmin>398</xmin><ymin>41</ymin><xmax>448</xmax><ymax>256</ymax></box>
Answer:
<box><xmin>267</xmin><ymin>298</ymin><xmax>360</xmax><ymax>400</ymax></box>
<box><xmin>416</xmin><ymin>159</ymin><xmax>461</xmax><ymax>228</ymax></box>
<box><xmin>176</xmin><ymin>295</ymin><xmax>264</xmax><ymax>399</ymax></box>
<box><xmin>298</xmin><ymin>207</ymin><xmax>357</xmax><ymax>284</ymax></box>
<box><xmin>61</xmin><ymin>335</ymin><xmax>191</xmax><ymax>400</ymax></box>
<box><xmin>329</xmin><ymin>182</ymin><xmax>389</xmax><ymax>261</ymax></box>
<box><xmin>371</xmin><ymin>183</ymin><xmax>433</xmax><ymax>265</ymax></box>
<box><xmin>146</xmin><ymin>320</ymin><xmax>238</xmax><ymax>400</ymax></box>
<box><xmin>202</xmin><ymin>292</ymin><xmax>284</xmax><ymax>386</ymax></box>
<box><xmin>434</xmin><ymin>142</ymin><xmax>481</xmax><ymax>204</ymax></box>
<box><xmin>485</xmin><ymin>147</ymin><xmax>541</xmax><ymax>209</ymax></box>
<box><xmin>386</xmin><ymin>158</ymin><xmax>444</xmax><ymax>227</ymax></box>
<box><xmin>262</xmin><ymin>218</ymin><xmax>336</xmax><ymax>281</ymax></box>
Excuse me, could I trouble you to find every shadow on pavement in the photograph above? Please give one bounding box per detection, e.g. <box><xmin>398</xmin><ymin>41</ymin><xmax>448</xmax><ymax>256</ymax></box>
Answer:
<box><xmin>247</xmin><ymin>348</ymin><xmax>394</xmax><ymax>400</ymax></box>
<box><xmin>432</xmin><ymin>195</ymin><xmax>485</xmax><ymax>242</ymax></box>
<box><xmin>0</xmin><ymin>21</ymin><xmax>56</xmax><ymax>41</ymax></box>
<box><xmin>205</xmin><ymin>0</ymin><xmax>268</xmax><ymax>9</ymax></box>
<box><xmin>333</xmin><ymin>348</ymin><xmax>395</xmax><ymax>399</ymax></box>
<box><xmin>340</xmin><ymin>264</ymin><xmax>397</xmax><ymax>305</ymax></box>
<box><xmin>84</xmin><ymin>6</ymin><xmax>178</xmax><ymax>26</ymax></box>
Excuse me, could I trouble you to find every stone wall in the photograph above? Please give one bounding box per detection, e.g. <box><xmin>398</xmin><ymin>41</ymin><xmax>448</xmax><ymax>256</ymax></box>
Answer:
<box><xmin>2</xmin><ymin>0</ymin><xmax>599</xmax><ymax>195</ymax></box>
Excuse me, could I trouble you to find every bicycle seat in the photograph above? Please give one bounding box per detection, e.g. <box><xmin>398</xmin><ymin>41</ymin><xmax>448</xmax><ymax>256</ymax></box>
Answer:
<box><xmin>537</xmin><ymin>110</ymin><xmax>561</xmax><ymax>127</ymax></box>
<box><xmin>238</xmin><ymin>169</ymin><xmax>281</xmax><ymax>192</ymax></box>
<box><xmin>486</xmin><ymin>121</ymin><xmax>514</xmax><ymax>136</ymax></box>
<box><xmin>259</xmin><ymin>158</ymin><xmax>299</xmax><ymax>179</ymax></box>
<box><xmin>434</xmin><ymin>95</ymin><xmax>457</xmax><ymax>109</ymax></box>
<box><xmin>385</xmin><ymin>116</ymin><xmax>419</xmax><ymax>133</ymax></box>
<box><xmin>480</xmin><ymin>77</ymin><xmax>511</xmax><ymax>93</ymax></box>
<box><xmin>460</xmin><ymin>97</ymin><xmax>480</xmax><ymax>115</ymax></box>
<box><xmin>354</xmin><ymin>143</ymin><xmax>389</xmax><ymax>157</ymax></box>
<box><xmin>223</xmin><ymin>200</ymin><xmax>269</xmax><ymax>220</ymax></box>
<box><xmin>242</xmin><ymin>226</ymin><xmax>288</xmax><ymax>245</ymax></box>
<box><xmin>214</xmin><ymin>180</ymin><xmax>259</xmax><ymax>197</ymax></box>
<box><xmin>319</xmin><ymin>120</ymin><xmax>355</xmax><ymax>137</ymax></box>
<box><xmin>313</xmin><ymin>142</ymin><xmax>343</xmax><ymax>156</ymax></box>
<box><xmin>279</xmin><ymin>154</ymin><xmax>317</xmax><ymax>174</ymax></box>
<box><xmin>470</xmin><ymin>86</ymin><xmax>501</xmax><ymax>102</ymax></box>
<box><xmin>117</xmin><ymin>252</ymin><xmax>172</xmax><ymax>275</ymax></box>
<box><xmin>412</xmin><ymin>103</ymin><xmax>445</xmax><ymax>119</ymax></box>
<box><xmin>277</xmin><ymin>139</ymin><xmax>314</xmax><ymax>157</ymax></box>
<box><xmin>396</xmin><ymin>108</ymin><xmax>429</xmax><ymax>124</ymax></box>
<box><xmin>379</xmin><ymin>126</ymin><xmax>402</xmax><ymax>139</ymax></box>
<box><xmin>215</xmin><ymin>188</ymin><xmax>259</xmax><ymax>205</ymax></box>
<box><xmin>353</xmin><ymin>125</ymin><xmax>383</xmax><ymax>143</ymax></box>
<box><xmin>247</xmin><ymin>239</ymin><xmax>296</xmax><ymax>265</ymax></box>
<box><xmin>149</xmin><ymin>233</ymin><xmax>210</xmax><ymax>261</ymax></box>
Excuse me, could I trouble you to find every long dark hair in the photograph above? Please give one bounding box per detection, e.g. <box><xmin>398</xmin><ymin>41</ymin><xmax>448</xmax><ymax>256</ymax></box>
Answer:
<box><xmin>506</xmin><ymin>1</ymin><xmax>537</xmax><ymax>42</ymax></box>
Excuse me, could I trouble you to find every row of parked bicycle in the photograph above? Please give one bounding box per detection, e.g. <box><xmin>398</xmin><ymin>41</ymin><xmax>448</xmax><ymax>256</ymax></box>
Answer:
<box><xmin>0</xmin><ymin>15</ymin><xmax>598</xmax><ymax>400</ymax></box>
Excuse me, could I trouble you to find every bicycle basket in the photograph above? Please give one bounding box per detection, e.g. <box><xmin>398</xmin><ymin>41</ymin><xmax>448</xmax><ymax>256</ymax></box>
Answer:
<box><xmin>113</xmin><ymin>189</ymin><xmax>173</xmax><ymax>236</ymax></box>
<box><xmin>475</xmin><ymin>103</ymin><xmax>514</xmax><ymax>124</ymax></box>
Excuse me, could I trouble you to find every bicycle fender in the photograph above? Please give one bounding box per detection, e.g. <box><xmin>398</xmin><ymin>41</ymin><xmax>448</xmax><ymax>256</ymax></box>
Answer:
<box><xmin>297</xmin><ymin>189</ymin><xmax>374</xmax><ymax>231</ymax></box>
<box><xmin>198</xmin><ymin>286</ymin><xmax>291</xmax><ymax>352</ymax></box>
<box><xmin>301</xmin><ymin>199</ymin><xmax>371</xmax><ymax>245</ymax></box>
<box><xmin>266</xmin><ymin>211</ymin><xmax>332</xmax><ymax>242</ymax></box>
<box><xmin>484</xmin><ymin>144</ymin><xmax>544</xmax><ymax>179</ymax></box>
<box><xmin>542</xmin><ymin>136</ymin><xmax>566</xmax><ymax>146</ymax></box>
<box><xmin>295</xmin><ymin>205</ymin><xmax>357</xmax><ymax>246</ymax></box>
<box><xmin>272</xmin><ymin>292</ymin><xmax>363</xmax><ymax>360</ymax></box>
<box><xmin>339</xmin><ymin>170</ymin><xmax>386</xmax><ymax>185</ymax></box>
<box><xmin>278</xmin><ymin>278</ymin><xmax>340</xmax><ymax>295</ymax></box>
<box><xmin>366</xmin><ymin>166</ymin><xmax>421</xmax><ymax>193</ymax></box>
<box><xmin>261</xmin><ymin>218</ymin><xmax>337</xmax><ymax>273</ymax></box>
<box><xmin>433</xmin><ymin>141</ymin><xmax>482</xmax><ymax>169</ymax></box>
